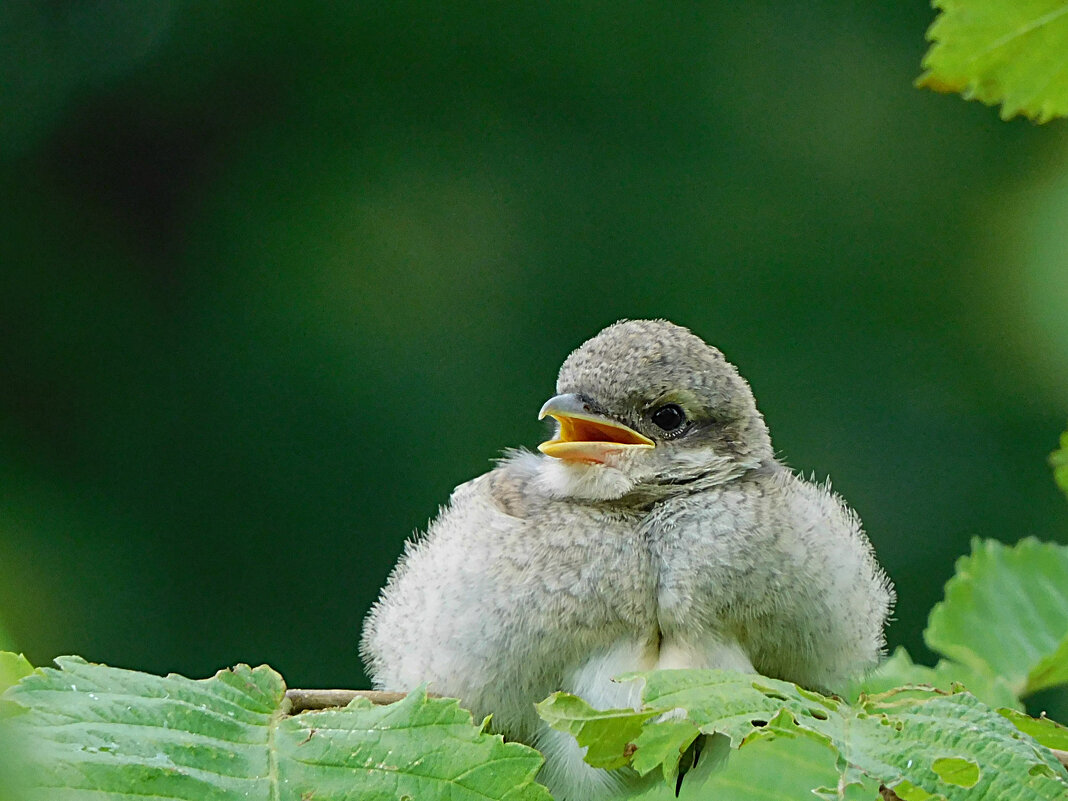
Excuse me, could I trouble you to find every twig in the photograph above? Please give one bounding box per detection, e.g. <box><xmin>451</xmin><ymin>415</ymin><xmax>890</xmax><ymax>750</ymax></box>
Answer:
<box><xmin>1054</xmin><ymin>748</ymin><xmax>1068</xmax><ymax>770</ymax></box>
<box><xmin>284</xmin><ymin>689</ymin><xmax>407</xmax><ymax>713</ymax></box>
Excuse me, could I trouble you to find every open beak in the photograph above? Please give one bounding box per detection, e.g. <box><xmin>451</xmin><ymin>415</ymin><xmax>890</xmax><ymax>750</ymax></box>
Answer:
<box><xmin>537</xmin><ymin>393</ymin><xmax>654</xmax><ymax>463</ymax></box>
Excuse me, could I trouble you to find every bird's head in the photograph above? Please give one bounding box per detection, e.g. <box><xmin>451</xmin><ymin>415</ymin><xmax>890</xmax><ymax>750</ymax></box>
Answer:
<box><xmin>534</xmin><ymin>319</ymin><xmax>773</xmax><ymax>502</ymax></box>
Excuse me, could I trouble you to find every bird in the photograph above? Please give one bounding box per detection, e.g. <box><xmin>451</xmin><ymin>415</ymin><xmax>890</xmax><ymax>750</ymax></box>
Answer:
<box><xmin>361</xmin><ymin>319</ymin><xmax>894</xmax><ymax>800</ymax></box>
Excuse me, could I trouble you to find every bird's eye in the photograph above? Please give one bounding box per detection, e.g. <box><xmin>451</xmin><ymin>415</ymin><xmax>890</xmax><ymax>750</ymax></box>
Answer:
<box><xmin>651</xmin><ymin>403</ymin><xmax>686</xmax><ymax>432</ymax></box>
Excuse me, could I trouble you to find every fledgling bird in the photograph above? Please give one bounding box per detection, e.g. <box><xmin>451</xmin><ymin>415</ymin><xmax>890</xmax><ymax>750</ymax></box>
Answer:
<box><xmin>361</xmin><ymin>319</ymin><xmax>893</xmax><ymax>800</ymax></box>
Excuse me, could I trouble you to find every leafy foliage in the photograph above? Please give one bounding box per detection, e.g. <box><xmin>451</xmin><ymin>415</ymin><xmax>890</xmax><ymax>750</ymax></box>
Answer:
<box><xmin>3</xmin><ymin>541</ymin><xmax>1068</xmax><ymax>799</ymax></box>
<box><xmin>918</xmin><ymin>0</ymin><xmax>1068</xmax><ymax>122</ymax></box>
<box><xmin>2</xmin><ymin>657</ymin><xmax>549</xmax><ymax>801</ymax></box>
<box><xmin>540</xmin><ymin>672</ymin><xmax>1068</xmax><ymax>800</ymax></box>
<box><xmin>626</xmin><ymin>732</ymin><xmax>865</xmax><ymax>801</ymax></box>
<box><xmin>1000</xmin><ymin>709</ymin><xmax>1068</xmax><ymax>751</ymax></box>
<box><xmin>925</xmin><ymin>537</ymin><xmax>1068</xmax><ymax>697</ymax></box>
<box><xmin>842</xmin><ymin>645</ymin><xmax>1021</xmax><ymax>710</ymax></box>
<box><xmin>844</xmin><ymin>536</ymin><xmax>1068</xmax><ymax>717</ymax></box>
<box><xmin>539</xmin><ymin>535</ymin><xmax>1068</xmax><ymax>797</ymax></box>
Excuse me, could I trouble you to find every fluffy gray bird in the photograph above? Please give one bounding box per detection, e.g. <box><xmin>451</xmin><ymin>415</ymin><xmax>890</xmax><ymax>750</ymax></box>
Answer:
<box><xmin>361</xmin><ymin>319</ymin><xmax>893</xmax><ymax>800</ymax></box>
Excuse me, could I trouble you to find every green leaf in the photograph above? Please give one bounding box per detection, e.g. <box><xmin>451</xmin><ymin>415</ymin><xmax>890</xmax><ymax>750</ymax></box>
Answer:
<box><xmin>1051</xmin><ymin>429</ymin><xmax>1068</xmax><ymax>496</ymax></box>
<box><xmin>628</xmin><ymin>717</ymin><xmax>701</xmax><ymax>779</ymax></box>
<box><xmin>917</xmin><ymin>0</ymin><xmax>1068</xmax><ymax>123</ymax></box>
<box><xmin>623</xmin><ymin>731</ymin><xmax>855</xmax><ymax>801</ymax></box>
<box><xmin>535</xmin><ymin>690</ymin><xmax>661</xmax><ymax>770</ymax></box>
<box><xmin>925</xmin><ymin>538</ymin><xmax>1068</xmax><ymax>697</ymax></box>
<box><xmin>635</xmin><ymin>670</ymin><xmax>840</xmax><ymax>746</ymax></box>
<box><xmin>541</xmin><ymin>669</ymin><xmax>1068</xmax><ymax>799</ymax></box>
<box><xmin>1</xmin><ymin>656</ymin><xmax>550</xmax><ymax>801</ymax></box>
<box><xmin>842</xmin><ymin>647</ymin><xmax>941</xmax><ymax>699</ymax></box>
<box><xmin>1000</xmin><ymin>708</ymin><xmax>1068</xmax><ymax>751</ymax></box>
<box><xmin>1029</xmin><ymin>638</ymin><xmax>1068</xmax><ymax>693</ymax></box>
<box><xmin>857</xmin><ymin>690</ymin><xmax>1067</xmax><ymax>798</ymax></box>
<box><xmin>891</xmin><ymin>780</ymin><xmax>942</xmax><ymax>801</ymax></box>
<box><xmin>0</xmin><ymin>652</ymin><xmax>33</xmax><ymax>695</ymax></box>
<box><xmin>926</xmin><ymin>659</ymin><xmax>1025</xmax><ymax>710</ymax></box>
<box><xmin>650</xmin><ymin>672</ymin><xmax>1067</xmax><ymax>799</ymax></box>
<box><xmin>842</xmin><ymin>647</ymin><xmax>1021</xmax><ymax>710</ymax></box>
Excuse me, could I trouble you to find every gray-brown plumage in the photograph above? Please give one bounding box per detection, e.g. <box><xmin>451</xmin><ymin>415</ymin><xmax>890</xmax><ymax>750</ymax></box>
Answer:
<box><xmin>361</xmin><ymin>319</ymin><xmax>893</xmax><ymax>800</ymax></box>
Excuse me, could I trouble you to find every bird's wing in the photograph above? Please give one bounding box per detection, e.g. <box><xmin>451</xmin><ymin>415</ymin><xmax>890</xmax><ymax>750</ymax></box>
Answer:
<box><xmin>650</xmin><ymin>468</ymin><xmax>892</xmax><ymax>691</ymax></box>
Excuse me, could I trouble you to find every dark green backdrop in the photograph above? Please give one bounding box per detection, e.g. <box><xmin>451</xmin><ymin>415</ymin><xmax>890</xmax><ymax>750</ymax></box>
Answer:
<box><xmin>2</xmin><ymin>2</ymin><xmax>1067</xmax><ymax>718</ymax></box>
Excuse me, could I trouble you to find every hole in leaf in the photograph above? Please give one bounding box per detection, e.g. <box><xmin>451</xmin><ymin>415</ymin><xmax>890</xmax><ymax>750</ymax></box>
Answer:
<box><xmin>750</xmin><ymin>719</ymin><xmax>768</xmax><ymax>727</ymax></box>
<box><xmin>932</xmin><ymin>757</ymin><xmax>980</xmax><ymax>788</ymax></box>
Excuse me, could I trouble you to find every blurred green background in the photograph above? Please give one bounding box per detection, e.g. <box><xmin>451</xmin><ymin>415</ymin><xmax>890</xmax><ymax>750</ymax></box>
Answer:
<box><xmin>2</xmin><ymin>1</ymin><xmax>1067</xmax><ymax>719</ymax></box>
